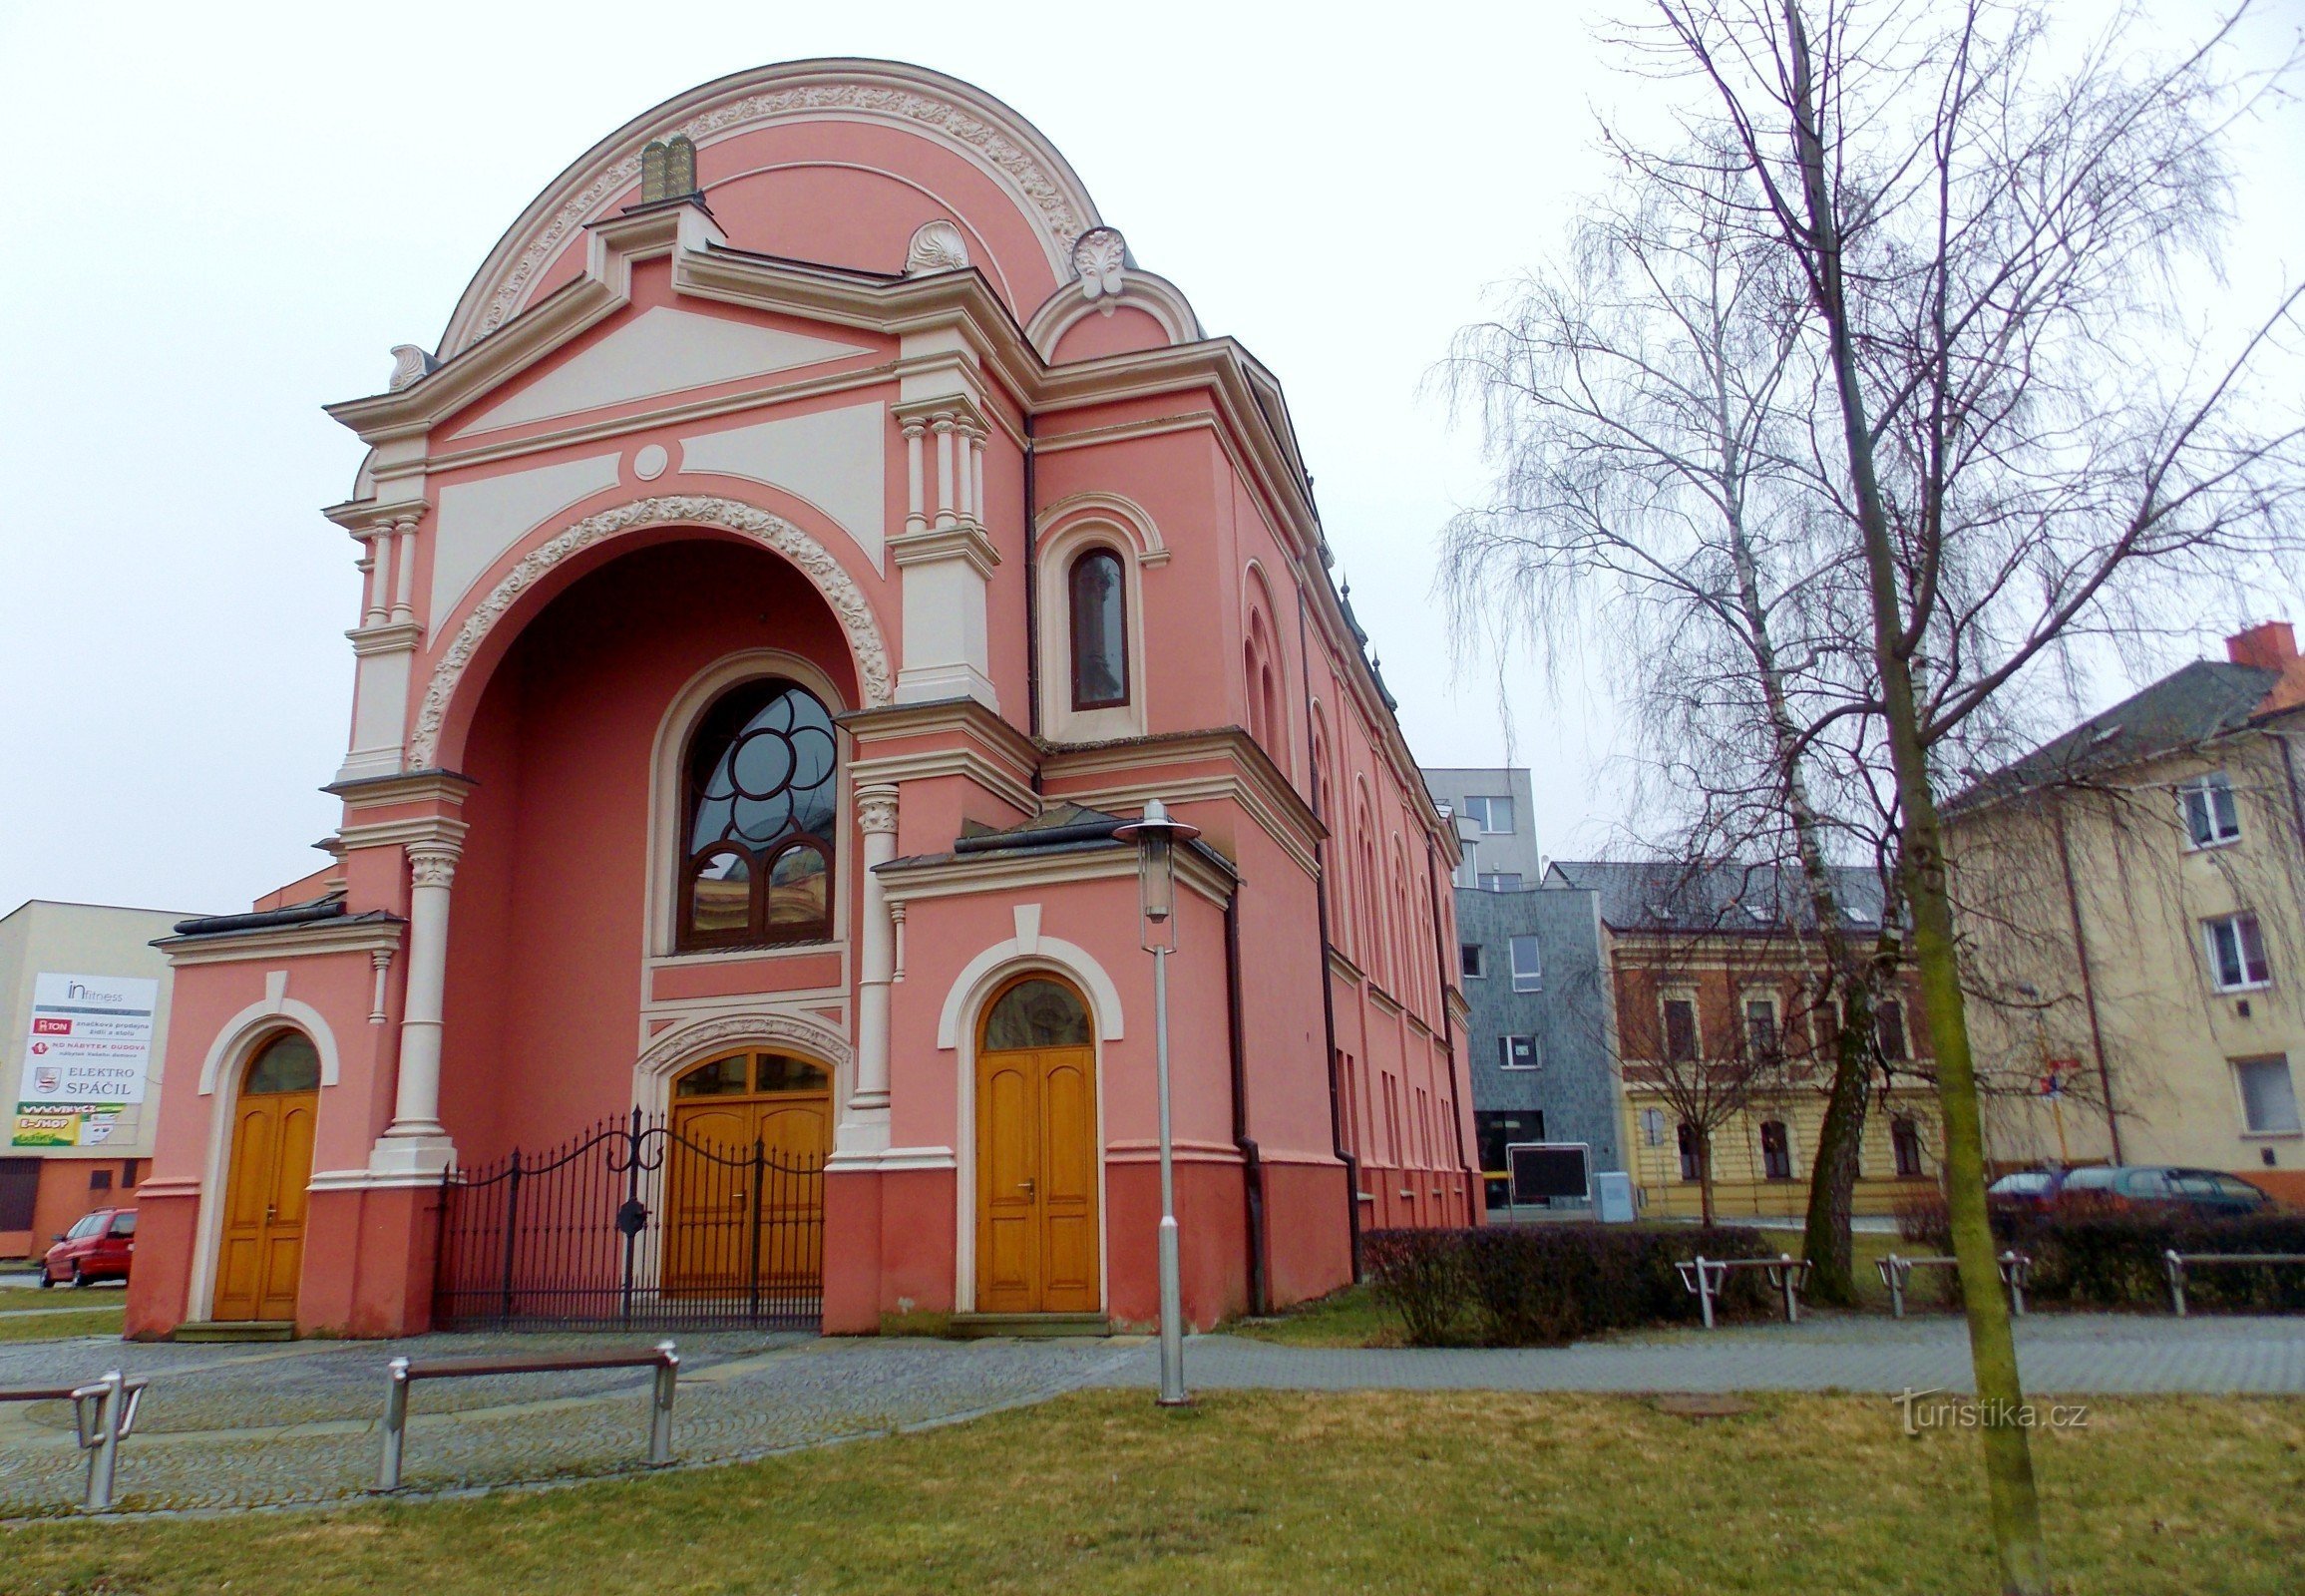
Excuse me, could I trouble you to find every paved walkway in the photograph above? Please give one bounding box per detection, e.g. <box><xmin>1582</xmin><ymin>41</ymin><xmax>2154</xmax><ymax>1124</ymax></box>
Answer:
<box><xmin>4</xmin><ymin>1313</ymin><xmax>2300</xmax><ymax>1517</ymax></box>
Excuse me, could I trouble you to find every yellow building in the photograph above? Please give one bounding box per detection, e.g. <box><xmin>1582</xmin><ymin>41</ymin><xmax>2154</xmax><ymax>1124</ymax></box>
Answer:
<box><xmin>1947</xmin><ymin>622</ymin><xmax>2305</xmax><ymax>1205</ymax></box>
<box><xmin>1545</xmin><ymin>862</ymin><xmax>1943</xmax><ymax>1223</ymax></box>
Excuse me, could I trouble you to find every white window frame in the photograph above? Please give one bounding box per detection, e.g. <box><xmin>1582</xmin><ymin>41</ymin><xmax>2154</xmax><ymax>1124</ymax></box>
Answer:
<box><xmin>1508</xmin><ymin>934</ymin><xmax>1542</xmax><ymax>992</ymax></box>
<box><xmin>1640</xmin><ymin>1107</ymin><xmax>1666</xmax><ymax>1147</ymax></box>
<box><xmin>2205</xmin><ymin>912</ymin><xmax>2272</xmax><ymax>993</ymax></box>
<box><xmin>1461</xmin><ymin>943</ymin><xmax>1486</xmax><ymax>980</ymax></box>
<box><xmin>1463</xmin><ymin>794</ymin><xmax>1515</xmax><ymax>834</ymax></box>
<box><xmin>1478</xmin><ymin>871</ymin><xmax>1523</xmax><ymax>894</ymax></box>
<box><xmin>1661</xmin><ymin>991</ymin><xmax>1702</xmax><ymax>1063</ymax></box>
<box><xmin>2234</xmin><ymin>1054</ymin><xmax>2303</xmax><ymax>1136</ymax></box>
<box><xmin>1498</xmin><ymin>1033</ymin><xmax>1540</xmax><ymax>1071</ymax></box>
<box><xmin>2180</xmin><ymin>772</ymin><xmax>2242</xmax><ymax>851</ymax></box>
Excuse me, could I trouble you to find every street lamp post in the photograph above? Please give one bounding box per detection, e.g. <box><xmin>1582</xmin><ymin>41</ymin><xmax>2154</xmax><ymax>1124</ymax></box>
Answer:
<box><xmin>1114</xmin><ymin>798</ymin><xmax>1199</xmax><ymax>1406</ymax></box>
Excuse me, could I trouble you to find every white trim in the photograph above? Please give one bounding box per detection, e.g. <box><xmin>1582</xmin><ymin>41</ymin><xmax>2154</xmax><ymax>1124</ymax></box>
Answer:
<box><xmin>627</xmin><ymin>1007</ymin><xmax>856</xmax><ymax>1125</ymax></box>
<box><xmin>942</xmin><ymin>955</ymin><xmax>1114</xmax><ymax>1316</ymax></box>
<box><xmin>184</xmin><ymin>995</ymin><xmax>339</xmax><ymax>1325</ymax></box>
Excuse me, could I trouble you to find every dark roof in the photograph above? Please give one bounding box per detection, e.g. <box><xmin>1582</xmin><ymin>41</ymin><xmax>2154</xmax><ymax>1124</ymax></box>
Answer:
<box><xmin>881</xmin><ymin>802</ymin><xmax>1237</xmax><ymax>878</ymax></box>
<box><xmin>170</xmin><ymin>893</ymin><xmax>383</xmax><ymax>940</ymax></box>
<box><xmin>1542</xmin><ymin>859</ymin><xmax>1887</xmax><ymax>936</ymax></box>
<box><xmin>1951</xmin><ymin>660</ymin><xmax>2278</xmax><ymax>810</ymax></box>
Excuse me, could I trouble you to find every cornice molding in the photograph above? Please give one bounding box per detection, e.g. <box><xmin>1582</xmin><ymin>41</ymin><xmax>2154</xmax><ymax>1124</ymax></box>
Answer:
<box><xmin>162</xmin><ymin>917</ymin><xmax>405</xmax><ymax>967</ymax></box>
<box><xmin>633</xmin><ymin>1006</ymin><xmax>855</xmax><ymax>1077</ymax></box>
<box><xmin>325</xmin><ymin>769</ymin><xmax>477</xmax><ymax>810</ymax></box>
<box><xmin>877</xmin><ymin>839</ymin><xmax>1231</xmax><ymax>910</ymax></box>
<box><xmin>408</xmin><ymin>495</ymin><xmax>894</xmax><ymax>767</ymax></box>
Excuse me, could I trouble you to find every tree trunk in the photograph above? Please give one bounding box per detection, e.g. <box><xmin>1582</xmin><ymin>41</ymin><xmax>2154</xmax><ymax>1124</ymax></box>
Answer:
<box><xmin>1698</xmin><ymin>1133</ymin><xmax>1718</xmax><ymax>1226</ymax></box>
<box><xmin>1779</xmin><ymin>5</ymin><xmax>2049</xmax><ymax>1588</ymax></box>
<box><xmin>1801</xmin><ymin>1014</ymin><xmax>1871</xmax><ymax>1303</ymax></box>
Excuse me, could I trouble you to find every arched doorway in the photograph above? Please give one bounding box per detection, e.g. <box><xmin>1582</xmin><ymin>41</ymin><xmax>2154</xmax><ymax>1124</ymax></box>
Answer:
<box><xmin>665</xmin><ymin>1050</ymin><xmax>831</xmax><ymax>1298</ymax></box>
<box><xmin>974</xmin><ymin>977</ymin><xmax>1100</xmax><ymax>1314</ymax></box>
<box><xmin>212</xmin><ymin>1031</ymin><xmax>319</xmax><ymax>1322</ymax></box>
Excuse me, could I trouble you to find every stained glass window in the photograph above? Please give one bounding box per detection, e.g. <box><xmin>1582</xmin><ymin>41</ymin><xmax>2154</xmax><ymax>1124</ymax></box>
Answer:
<box><xmin>680</xmin><ymin>680</ymin><xmax>838</xmax><ymax>948</ymax></box>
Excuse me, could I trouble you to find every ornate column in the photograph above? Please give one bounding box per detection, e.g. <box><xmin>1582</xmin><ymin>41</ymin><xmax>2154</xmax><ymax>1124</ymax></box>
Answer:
<box><xmin>370</xmin><ymin>841</ymin><xmax>460</xmax><ymax>1174</ymax></box>
<box><xmin>389</xmin><ymin>516</ymin><xmax>418</xmax><ymax>625</ymax></box>
<box><xmin>932</xmin><ymin>413</ymin><xmax>958</xmax><ymax>530</ymax></box>
<box><xmin>837</xmin><ymin>785</ymin><xmax>901</xmax><ymax>1156</ymax></box>
<box><xmin>902</xmin><ymin>418</ymin><xmax>929</xmax><ymax>537</ymax></box>
<box><xmin>359</xmin><ymin>535</ymin><xmax>389</xmax><ymax>627</ymax></box>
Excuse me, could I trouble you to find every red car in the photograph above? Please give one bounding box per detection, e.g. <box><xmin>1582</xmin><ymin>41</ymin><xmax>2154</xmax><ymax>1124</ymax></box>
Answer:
<box><xmin>38</xmin><ymin>1207</ymin><xmax>136</xmax><ymax>1288</ymax></box>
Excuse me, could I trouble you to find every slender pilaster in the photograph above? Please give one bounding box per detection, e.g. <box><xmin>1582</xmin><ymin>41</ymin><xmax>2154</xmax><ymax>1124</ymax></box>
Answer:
<box><xmin>370</xmin><ymin>841</ymin><xmax>459</xmax><ymax>1175</ymax></box>
<box><xmin>932</xmin><ymin>414</ymin><xmax>957</xmax><ymax>530</ymax></box>
<box><xmin>360</xmin><ymin>536</ymin><xmax>389</xmax><ymax>626</ymax></box>
<box><xmin>836</xmin><ymin>785</ymin><xmax>900</xmax><ymax>1156</ymax></box>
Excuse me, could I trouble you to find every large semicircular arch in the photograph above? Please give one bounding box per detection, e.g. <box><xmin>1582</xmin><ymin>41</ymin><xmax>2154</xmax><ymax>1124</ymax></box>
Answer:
<box><xmin>407</xmin><ymin>494</ymin><xmax>894</xmax><ymax>770</ymax></box>
<box><xmin>439</xmin><ymin>58</ymin><xmax>1104</xmax><ymax>358</ymax></box>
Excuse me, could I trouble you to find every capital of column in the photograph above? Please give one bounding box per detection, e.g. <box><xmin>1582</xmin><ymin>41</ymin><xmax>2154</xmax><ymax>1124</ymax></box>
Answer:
<box><xmin>856</xmin><ymin>783</ymin><xmax>901</xmax><ymax>837</ymax></box>
<box><xmin>408</xmin><ymin>843</ymin><xmax>460</xmax><ymax>891</ymax></box>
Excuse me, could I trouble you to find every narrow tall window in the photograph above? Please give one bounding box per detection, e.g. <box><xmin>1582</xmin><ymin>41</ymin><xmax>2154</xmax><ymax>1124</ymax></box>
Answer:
<box><xmin>1891</xmin><ymin>1116</ymin><xmax>1926</xmax><ymax>1177</ymax></box>
<box><xmin>1663</xmin><ymin>997</ymin><xmax>1700</xmax><ymax>1062</ymax></box>
<box><xmin>1509</xmin><ymin>935</ymin><xmax>1542</xmax><ymax>992</ymax></box>
<box><xmin>1744</xmin><ymin>996</ymin><xmax>1779</xmax><ymax>1058</ymax></box>
<box><xmin>2206</xmin><ymin>912</ymin><xmax>2272</xmax><ymax>991</ymax></box>
<box><xmin>2181</xmin><ymin>772</ymin><xmax>2242</xmax><ymax>848</ymax></box>
<box><xmin>1875</xmin><ymin>998</ymin><xmax>1909</xmax><ymax>1061</ymax></box>
<box><xmin>679</xmin><ymin>679</ymin><xmax>838</xmax><ymax>950</ymax></box>
<box><xmin>1461</xmin><ymin>943</ymin><xmax>1485</xmax><ymax>979</ymax></box>
<box><xmin>1759</xmin><ymin>1120</ymin><xmax>1792</xmax><ymax>1180</ymax></box>
<box><xmin>1068</xmin><ymin>549</ymin><xmax>1128</xmax><ymax>709</ymax></box>
<box><xmin>1677</xmin><ymin>1122</ymin><xmax>1703</xmax><ymax>1181</ymax></box>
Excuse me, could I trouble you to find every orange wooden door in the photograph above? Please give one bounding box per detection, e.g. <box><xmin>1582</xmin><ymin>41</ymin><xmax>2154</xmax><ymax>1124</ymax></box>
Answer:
<box><xmin>975</xmin><ymin>1044</ymin><xmax>1099</xmax><ymax>1314</ymax></box>
<box><xmin>212</xmin><ymin>1089</ymin><xmax>316</xmax><ymax>1322</ymax></box>
<box><xmin>668</xmin><ymin>1100</ymin><xmax>751</xmax><ymax>1292</ymax></box>
<box><xmin>754</xmin><ymin>1096</ymin><xmax>829</xmax><ymax>1286</ymax></box>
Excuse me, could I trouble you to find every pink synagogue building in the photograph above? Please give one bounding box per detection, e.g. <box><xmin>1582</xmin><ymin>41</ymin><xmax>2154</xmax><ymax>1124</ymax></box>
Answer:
<box><xmin>127</xmin><ymin>60</ymin><xmax>1476</xmax><ymax>1341</ymax></box>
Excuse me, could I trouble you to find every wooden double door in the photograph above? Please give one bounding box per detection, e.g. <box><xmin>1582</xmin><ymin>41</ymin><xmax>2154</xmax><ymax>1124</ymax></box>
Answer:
<box><xmin>666</xmin><ymin>1051</ymin><xmax>830</xmax><ymax>1294</ymax></box>
<box><xmin>213</xmin><ymin>1031</ymin><xmax>320</xmax><ymax>1323</ymax></box>
<box><xmin>975</xmin><ymin>978</ymin><xmax>1101</xmax><ymax>1315</ymax></box>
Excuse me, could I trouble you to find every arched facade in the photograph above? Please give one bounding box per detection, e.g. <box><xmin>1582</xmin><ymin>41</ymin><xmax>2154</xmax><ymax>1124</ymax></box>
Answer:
<box><xmin>129</xmin><ymin>59</ymin><xmax>1473</xmax><ymax>1342</ymax></box>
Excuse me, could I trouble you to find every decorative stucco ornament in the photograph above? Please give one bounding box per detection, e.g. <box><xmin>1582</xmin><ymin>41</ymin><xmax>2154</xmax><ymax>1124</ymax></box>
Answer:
<box><xmin>904</xmin><ymin>219</ymin><xmax>970</xmax><ymax>275</ymax></box>
<box><xmin>388</xmin><ymin>345</ymin><xmax>437</xmax><ymax>392</ymax></box>
<box><xmin>1072</xmin><ymin>226</ymin><xmax>1127</xmax><ymax>304</ymax></box>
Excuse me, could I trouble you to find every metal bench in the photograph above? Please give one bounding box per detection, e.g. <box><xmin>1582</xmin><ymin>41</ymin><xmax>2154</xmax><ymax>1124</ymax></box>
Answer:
<box><xmin>2162</xmin><ymin>1249</ymin><xmax>2305</xmax><ymax>1317</ymax></box>
<box><xmin>1675</xmin><ymin>1253</ymin><xmax>1811</xmax><ymax>1330</ymax></box>
<box><xmin>377</xmin><ymin>1342</ymin><xmax>679</xmax><ymax>1491</ymax></box>
<box><xmin>0</xmin><ymin>1370</ymin><xmax>149</xmax><ymax>1510</ymax></box>
<box><xmin>1876</xmin><ymin>1250</ymin><xmax>2032</xmax><ymax>1319</ymax></box>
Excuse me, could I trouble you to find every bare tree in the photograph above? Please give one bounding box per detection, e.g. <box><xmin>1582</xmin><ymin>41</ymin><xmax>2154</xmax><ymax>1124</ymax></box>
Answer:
<box><xmin>1437</xmin><ymin>155</ymin><xmax>1909</xmax><ymax>1301</ymax></box>
<box><xmin>1632</xmin><ymin>2</ymin><xmax>2305</xmax><ymax>1587</ymax></box>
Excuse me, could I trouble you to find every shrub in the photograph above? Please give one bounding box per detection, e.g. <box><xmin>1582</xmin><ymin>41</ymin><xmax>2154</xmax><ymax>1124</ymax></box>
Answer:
<box><xmin>1893</xmin><ymin>1189</ymin><xmax>1951</xmax><ymax>1249</ymax></box>
<box><xmin>1364</xmin><ymin>1225</ymin><xmax>1781</xmax><ymax>1347</ymax></box>
<box><xmin>2001</xmin><ymin>1209</ymin><xmax>2305</xmax><ymax>1313</ymax></box>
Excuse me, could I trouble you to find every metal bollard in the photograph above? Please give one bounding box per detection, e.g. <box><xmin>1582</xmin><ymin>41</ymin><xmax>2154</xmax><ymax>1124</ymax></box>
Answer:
<box><xmin>1882</xmin><ymin>1253</ymin><xmax>1909</xmax><ymax>1319</ymax></box>
<box><xmin>2001</xmin><ymin>1251</ymin><xmax>2029</xmax><ymax>1318</ymax></box>
<box><xmin>71</xmin><ymin>1371</ymin><xmax>130</xmax><ymax>1512</ymax></box>
<box><xmin>647</xmin><ymin>1342</ymin><xmax>678</xmax><ymax>1466</ymax></box>
<box><xmin>1693</xmin><ymin>1255</ymin><xmax>1716</xmax><ymax>1330</ymax></box>
<box><xmin>1776</xmin><ymin>1254</ymin><xmax>1801</xmax><ymax>1324</ymax></box>
<box><xmin>379</xmin><ymin>1357</ymin><xmax>412</xmax><ymax>1491</ymax></box>
<box><xmin>2165</xmin><ymin>1249</ymin><xmax>2188</xmax><ymax>1318</ymax></box>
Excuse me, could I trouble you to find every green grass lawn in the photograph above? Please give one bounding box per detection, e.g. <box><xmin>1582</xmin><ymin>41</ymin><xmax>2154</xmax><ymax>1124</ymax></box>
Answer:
<box><xmin>0</xmin><ymin>1301</ymin><xmax>125</xmax><ymax>1344</ymax></box>
<box><xmin>6</xmin><ymin>1391</ymin><xmax>2300</xmax><ymax>1594</ymax></box>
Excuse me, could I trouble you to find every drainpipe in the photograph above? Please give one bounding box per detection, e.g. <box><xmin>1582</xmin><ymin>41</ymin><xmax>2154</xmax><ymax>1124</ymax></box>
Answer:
<box><xmin>1296</xmin><ymin>580</ymin><xmax>1359</xmax><ymax>1279</ymax></box>
<box><xmin>1224</xmin><ymin>886</ymin><xmax>1269</xmax><ymax>1315</ymax></box>
<box><xmin>1426</xmin><ymin>837</ymin><xmax>1480</xmax><ymax>1224</ymax></box>
<box><xmin>2051</xmin><ymin>791</ymin><xmax>2121</xmax><ymax>1162</ymax></box>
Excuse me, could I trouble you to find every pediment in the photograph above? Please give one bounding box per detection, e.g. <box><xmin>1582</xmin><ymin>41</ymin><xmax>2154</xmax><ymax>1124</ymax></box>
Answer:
<box><xmin>452</xmin><ymin>305</ymin><xmax>871</xmax><ymax>436</ymax></box>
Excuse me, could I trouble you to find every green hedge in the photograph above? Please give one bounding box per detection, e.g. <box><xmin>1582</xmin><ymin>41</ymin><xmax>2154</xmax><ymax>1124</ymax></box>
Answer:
<box><xmin>1362</xmin><ymin>1225</ymin><xmax>1783</xmax><ymax>1347</ymax></box>
<box><xmin>1901</xmin><ymin>1194</ymin><xmax>2305</xmax><ymax>1313</ymax></box>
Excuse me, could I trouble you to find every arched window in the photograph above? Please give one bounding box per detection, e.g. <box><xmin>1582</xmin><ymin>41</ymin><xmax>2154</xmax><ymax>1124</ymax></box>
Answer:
<box><xmin>245</xmin><ymin>1031</ymin><xmax>320</xmax><ymax>1094</ymax></box>
<box><xmin>1068</xmin><ymin>549</ymin><xmax>1128</xmax><ymax>709</ymax></box>
<box><xmin>982</xmin><ymin>977</ymin><xmax>1092</xmax><ymax>1049</ymax></box>
<box><xmin>679</xmin><ymin>678</ymin><xmax>838</xmax><ymax>950</ymax></box>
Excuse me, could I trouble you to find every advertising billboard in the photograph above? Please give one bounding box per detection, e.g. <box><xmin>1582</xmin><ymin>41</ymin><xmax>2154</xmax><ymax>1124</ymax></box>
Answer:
<box><xmin>13</xmin><ymin>972</ymin><xmax>158</xmax><ymax>1147</ymax></box>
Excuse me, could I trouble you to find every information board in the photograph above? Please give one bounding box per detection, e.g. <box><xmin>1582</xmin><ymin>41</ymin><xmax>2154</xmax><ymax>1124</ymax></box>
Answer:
<box><xmin>14</xmin><ymin>972</ymin><xmax>158</xmax><ymax>1147</ymax></box>
<box><xmin>1507</xmin><ymin>1142</ymin><xmax>1591</xmax><ymax>1205</ymax></box>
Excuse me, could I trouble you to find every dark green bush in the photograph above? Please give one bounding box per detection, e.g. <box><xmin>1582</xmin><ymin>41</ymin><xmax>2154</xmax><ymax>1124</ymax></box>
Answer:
<box><xmin>1364</xmin><ymin>1225</ymin><xmax>1780</xmax><ymax>1347</ymax></box>
<box><xmin>2000</xmin><ymin>1209</ymin><xmax>2305</xmax><ymax>1313</ymax></box>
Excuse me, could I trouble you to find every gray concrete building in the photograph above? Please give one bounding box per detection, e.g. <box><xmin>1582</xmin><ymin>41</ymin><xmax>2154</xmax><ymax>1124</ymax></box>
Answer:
<box><xmin>1422</xmin><ymin>767</ymin><xmax>1624</xmax><ymax>1210</ymax></box>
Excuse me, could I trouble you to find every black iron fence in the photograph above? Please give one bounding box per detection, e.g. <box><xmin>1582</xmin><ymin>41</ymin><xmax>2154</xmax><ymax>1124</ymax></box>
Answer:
<box><xmin>433</xmin><ymin>1110</ymin><xmax>824</xmax><ymax>1332</ymax></box>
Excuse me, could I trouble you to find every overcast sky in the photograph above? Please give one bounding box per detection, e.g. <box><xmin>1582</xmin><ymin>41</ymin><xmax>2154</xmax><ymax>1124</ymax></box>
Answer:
<box><xmin>3</xmin><ymin>0</ymin><xmax>2301</xmax><ymax>916</ymax></box>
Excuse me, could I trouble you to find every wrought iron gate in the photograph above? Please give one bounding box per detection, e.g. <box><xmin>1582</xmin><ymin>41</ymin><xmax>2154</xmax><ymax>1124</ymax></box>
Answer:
<box><xmin>432</xmin><ymin>1110</ymin><xmax>824</xmax><ymax>1331</ymax></box>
